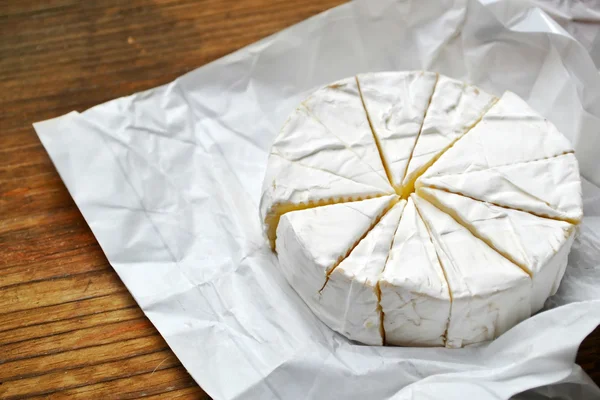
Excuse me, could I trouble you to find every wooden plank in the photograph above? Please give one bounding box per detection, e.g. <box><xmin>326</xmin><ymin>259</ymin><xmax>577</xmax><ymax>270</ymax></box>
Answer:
<box><xmin>0</xmin><ymin>225</ymin><xmax>93</xmax><ymax>253</ymax></box>
<box><xmin>1</xmin><ymin>0</ymin><xmax>328</xmax><ymax>52</ymax></box>
<box><xmin>0</xmin><ymin>144</ymin><xmax>54</xmax><ymax>173</ymax></box>
<box><xmin>0</xmin><ymin>175</ymin><xmax>69</xmax><ymax>215</ymax></box>
<box><xmin>0</xmin><ymin>269</ymin><xmax>126</xmax><ymax>314</ymax></box>
<box><xmin>0</xmin><ymin>317</ymin><xmax>156</xmax><ymax>362</ymax></box>
<box><xmin>0</xmin><ymin>206</ymin><xmax>86</xmax><ymax>234</ymax></box>
<box><xmin>0</xmin><ymin>2</ymin><xmax>336</xmax><ymax>104</ymax></box>
<box><xmin>1</xmin><ymin>79</ymin><xmax>178</xmax><ymax>130</ymax></box>
<box><xmin>27</xmin><ymin>367</ymin><xmax>199</xmax><ymax>399</ymax></box>
<box><xmin>135</xmin><ymin>387</ymin><xmax>210</xmax><ymax>400</ymax></box>
<box><xmin>0</xmin><ymin>305</ymin><xmax>143</xmax><ymax>345</ymax></box>
<box><xmin>0</xmin><ymin>245</ymin><xmax>106</xmax><ymax>287</ymax></box>
<box><xmin>0</xmin><ymin>335</ymin><xmax>168</xmax><ymax>382</ymax></box>
<box><xmin>0</xmin><ymin>0</ymin><xmax>77</xmax><ymax>16</ymax></box>
<box><xmin>0</xmin><ymin>234</ymin><xmax>102</xmax><ymax>271</ymax></box>
<box><xmin>0</xmin><ymin>349</ymin><xmax>180</xmax><ymax>399</ymax></box>
<box><xmin>0</xmin><ymin>221</ymin><xmax>102</xmax><ymax>270</ymax></box>
<box><xmin>0</xmin><ymin>158</ymin><xmax>58</xmax><ymax>187</ymax></box>
<box><xmin>0</xmin><ymin>292</ymin><xmax>137</xmax><ymax>332</ymax></box>
<box><xmin>0</xmin><ymin>134</ymin><xmax>43</xmax><ymax>154</ymax></box>
<box><xmin>134</xmin><ymin>386</ymin><xmax>209</xmax><ymax>400</ymax></box>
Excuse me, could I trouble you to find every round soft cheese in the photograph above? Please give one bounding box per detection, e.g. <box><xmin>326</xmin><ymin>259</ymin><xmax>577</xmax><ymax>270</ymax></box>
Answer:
<box><xmin>261</xmin><ymin>71</ymin><xmax>583</xmax><ymax>348</ymax></box>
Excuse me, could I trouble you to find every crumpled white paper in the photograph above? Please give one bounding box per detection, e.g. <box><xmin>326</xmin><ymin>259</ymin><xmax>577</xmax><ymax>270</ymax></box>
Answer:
<box><xmin>33</xmin><ymin>0</ymin><xmax>600</xmax><ymax>399</ymax></box>
<box><xmin>482</xmin><ymin>0</ymin><xmax>600</xmax><ymax>70</ymax></box>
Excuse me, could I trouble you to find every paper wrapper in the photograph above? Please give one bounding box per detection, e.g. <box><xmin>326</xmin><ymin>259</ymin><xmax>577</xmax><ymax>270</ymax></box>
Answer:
<box><xmin>33</xmin><ymin>0</ymin><xmax>600</xmax><ymax>398</ymax></box>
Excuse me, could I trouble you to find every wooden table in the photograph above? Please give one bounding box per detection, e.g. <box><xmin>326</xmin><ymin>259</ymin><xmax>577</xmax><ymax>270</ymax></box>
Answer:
<box><xmin>0</xmin><ymin>1</ymin><xmax>598</xmax><ymax>398</ymax></box>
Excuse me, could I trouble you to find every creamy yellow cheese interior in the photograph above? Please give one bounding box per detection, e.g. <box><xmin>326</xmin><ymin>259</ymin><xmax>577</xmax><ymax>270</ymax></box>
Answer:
<box><xmin>265</xmin><ymin>194</ymin><xmax>386</xmax><ymax>251</ymax></box>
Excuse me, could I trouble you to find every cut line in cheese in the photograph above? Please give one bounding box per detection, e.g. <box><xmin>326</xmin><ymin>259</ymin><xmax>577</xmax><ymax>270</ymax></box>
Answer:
<box><xmin>380</xmin><ymin>198</ymin><xmax>452</xmax><ymax>347</ymax></box>
<box><xmin>413</xmin><ymin>194</ymin><xmax>532</xmax><ymax>348</ymax></box>
<box><xmin>319</xmin><ymin>196</ymin><xmax>401</xmax><ymax>292</ymax></box>
<box><xmin>263</xmin><ymin>193</ymin><xmax>389</xmax><ymax>251</ymax></box>
<box><xmin>417</xmin><ymin>153</ymin><xmax>583</xmax><ymax>224</ymax></box>
<box><xmin>401</xmin><ymin>76</ymin><xmax>498</xmax><ymax>197</ymax></box>
<box><xmin>419</xmin><ymin>91</ymin><xmax>575</xmax><ymax>180</ymax></box>
<box><xmin>318</xmin><ymin>200</ymin><xmax>406</xmax><ymax>345</ymax></box>
<box><xmin>275</xmin><ymin>195</ymin><xmax>399</xmax><ymax>333</ymax></box>
<box><xmin>357</xmin><ymin>71</ymin><xmax>438</xmax><ymax>193</ymax></box>
<box><xmin>417</xmin><ymin>186</ymin><xmax>575</xmax><ymax>313</ymax></box>
<box><xmin>260</xmin><ymin>78</ymin><xmax>395</xmax><ymax>250</ymax></box>
<box><xmin>301</xmin><ymin>78</ymin><xmax>392</xmax><ymax>187</ymax></box>
<box><xmin>356</xmin><ymin>76</ymin><xmax>395</xmax><ymax>188</ymax></box>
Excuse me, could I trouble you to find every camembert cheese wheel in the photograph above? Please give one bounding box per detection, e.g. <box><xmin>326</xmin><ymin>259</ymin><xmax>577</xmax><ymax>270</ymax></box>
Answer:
<box><xmin>259</xmin><ymin>72</ymin><xmax>583</xmax><ymax>348</ymax></box>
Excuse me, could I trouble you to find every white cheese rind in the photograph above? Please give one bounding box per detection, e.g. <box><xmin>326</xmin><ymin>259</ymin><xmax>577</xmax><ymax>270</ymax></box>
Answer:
<box><xmin>418</xmin><ymin>187</ymin><xmax>575</xmax><ymax>313</ymax></box>
<box><xmin>357</xmin><ymin>71</ymin><xmax>437</xmax><ymax>188</ymax></box>
<box><xmin>413</xmin><ymin>195</ymin><xmax>532</xmax><ymax>348</ymax></box>
<box><xmin>380</xmin><ymin>198</ymin><xmax>451</xmax><ymax>347</ymax></box>
<box><xmin>276</xmin><ymin>195</ymin><xmax>397</xmax><ymax>332</ymax></box>
<box><xmin>302</xmin><ymin>78</ymin><xmax>391</xmax><ymax>188</ymax></box>
<box><xmin>402</xmin><ymin>76</ymin><xmax>497</xmax><ymax>187</ymax></box>
<box><xmin>318</xmin><ymin>201</ymin><xmax>406</xmax><ymax>345</ymax></box>
<box><xmin>547</xmin><ymin>232</ymin><xmax>575</xmax><ymax>298</ymax></box>
<box><xmin>420</xmin><ymin>91</ymin><xmax>574</xmax><ymax>180</ymax></box>
<box><xmin>266</xmin><ymin>74</ymin><xmax>582</xmax><ymax>348</ymax></box>
<box><xmin>418</xmin><ymin>153</ymin><xmax>583</xmax><ymax>223</ymax></box>
<box><xmin>260</xmin><ymin>78</ymin><xmax>394</xmax><ymax>234</ymax></box>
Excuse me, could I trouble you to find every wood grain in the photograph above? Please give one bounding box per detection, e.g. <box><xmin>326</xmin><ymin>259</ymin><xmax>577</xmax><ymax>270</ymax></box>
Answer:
<box><xmin>0</xmin><ymin>0</ymin><xmax>597</xmax><ymax>399</ymax></box>
<box><xmin>0</xmin><ymin>1</ymin><xmax>347</xmax><ymax>398</ymax></box>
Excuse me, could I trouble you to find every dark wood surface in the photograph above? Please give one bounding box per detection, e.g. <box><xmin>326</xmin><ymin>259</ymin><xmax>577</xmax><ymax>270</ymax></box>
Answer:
<box><xmin>0</xmin><ymin>0</ymin><xmax>597</xmax><ymax>398</ymax></box>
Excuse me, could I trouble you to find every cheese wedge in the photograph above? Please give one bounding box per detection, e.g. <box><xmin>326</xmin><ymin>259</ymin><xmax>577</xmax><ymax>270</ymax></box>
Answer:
<box><xmin>418</xmin><ymin>187</ymin><xmax>575</xmax><ymax>312</ymax></box>
<box><xmin>419</xmin><ymin>91</ymin><xmax>574</xmax><ymax>180</ymax></box>
<box><xmin>276</xmin><ymin>195</ymin><xmax>398</xmax><ymax>329</ymax></box>
<box><xmin>261</xmin><ymin>78</ymin><xmax>394</xmax><ymax>249</ymax></box>
<box><xmin>402</xmin><ymin>76</ymin><xmax>497</xmax><ymax>192</ymax></box>
<box><xmin>318</xmin><ymin>201</ymin><xmax>406</xmax><ymax>345</ymax></box>
<box><xmin>380</xmin><ymin>198</ymin><xmax>451</xmax><ymax>347</ymax></box>
<box><xmin>418</xmin><ymin>153</ymin><xmax>583</xmax><ymax>223</ymax></box>
<box><xmin>357</xmin><ymin>71</ymin><xmax>437</xmax><ymax>191</ymax></box>
<box><xmin>413</xmin><ymin>195</ymin><xmax>532</xmax><ymax>348</ymax></box>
